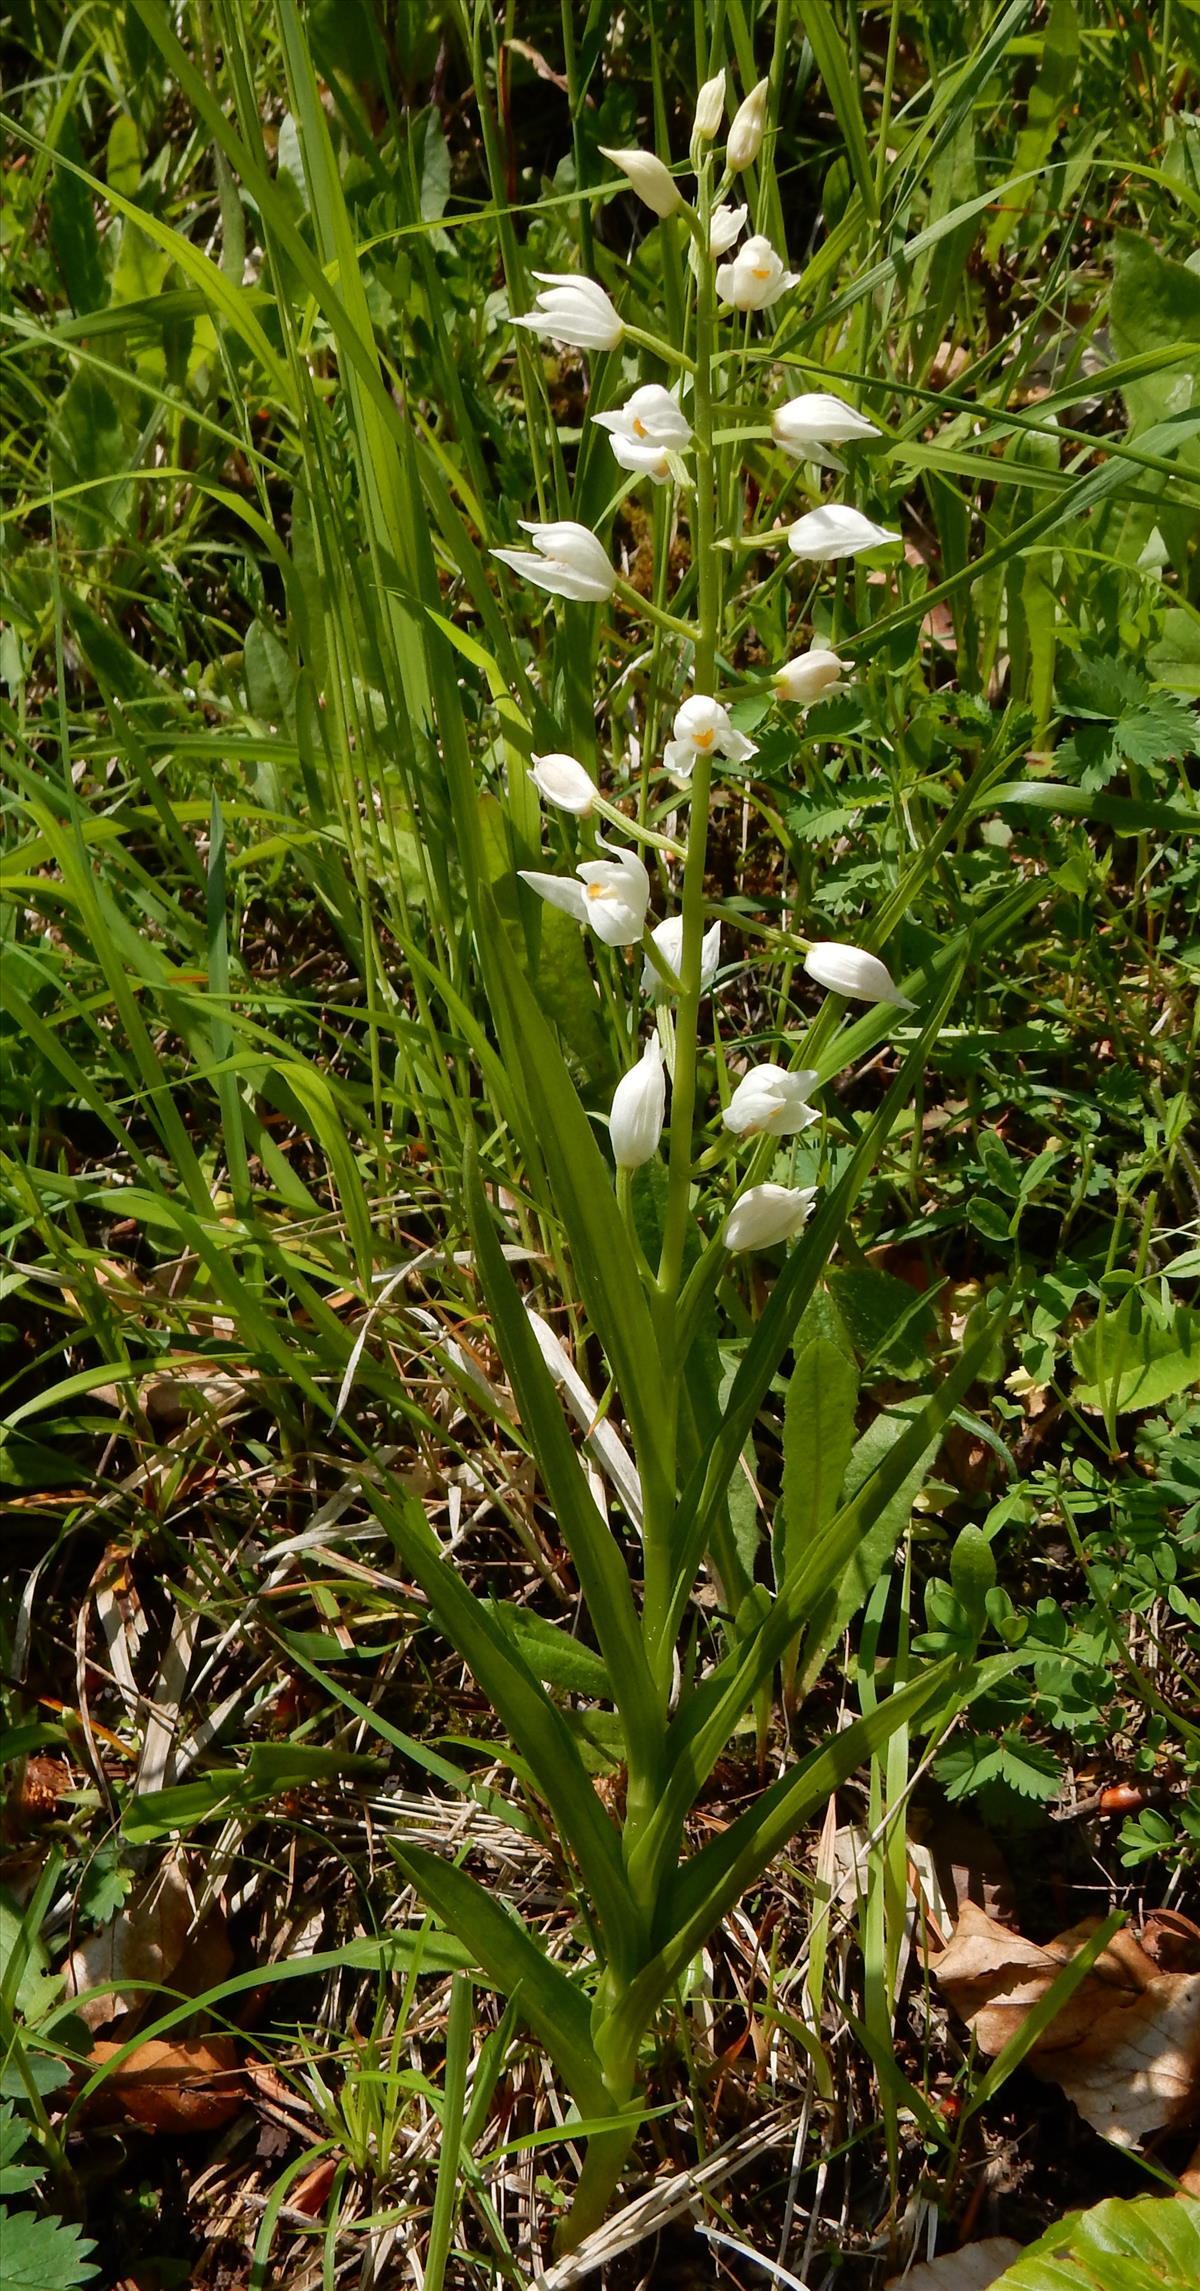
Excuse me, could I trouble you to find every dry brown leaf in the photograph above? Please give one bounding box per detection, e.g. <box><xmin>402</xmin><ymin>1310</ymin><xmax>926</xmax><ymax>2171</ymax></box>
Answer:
<box><xmin>63</xmin><ymin>1849</ymin><xmax>230</xmax><ymax>2031</ymax></box>
<box><xmin>884</xmin><ymin>2240</ymin><xmax>1022</xmax><ymax>2291</ymax></box>
<box><xmin>86</xmin><ymin>2034</ymin><xmax>243</xmax><ymax>2132</ymax></box>
<box><xmin>932</xmin><ymin>1902</ymin><xmax>1200</xmax><ymax>2147</ymax></box>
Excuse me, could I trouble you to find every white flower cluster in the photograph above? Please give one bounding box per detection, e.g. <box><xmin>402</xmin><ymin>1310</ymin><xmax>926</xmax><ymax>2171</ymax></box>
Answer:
<box><xmin>492</xmin><ymin>72</ymin><xmax>915</xmax><ymax>1251</ymax></box>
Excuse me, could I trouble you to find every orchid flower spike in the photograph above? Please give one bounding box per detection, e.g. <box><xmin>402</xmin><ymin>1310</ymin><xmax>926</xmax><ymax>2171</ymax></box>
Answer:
<box><xmin>716</xmin><ymin>233</ymin><xmax>798</xmax><ymax>312</ymax></box>
<box><xmin>492</xmin><ymin>521</ymin><xmax>615</xmax><ymax>603</ymax></box>
<box><xmin>724</xmin><ymin>1182</ymin><xmax>817</xmax><ymax>1252</ymax></box>
<box><xmin>520</xmin><ymin>839</ymin><xmax>650</xmax><ymax>948</ymax></box>
<box><xmin>663</xmin><ymin>695</ymin><xmax>757</xmax><ymax>782</ymax></box>
<box><xmin>723</xmin><ymin>1064</ymin><xmax>821</xmax><ymax>1138</ymax></box>
<box><xmin>803</xmin><ymin>941</ymin><xmax>915</xmax><ymax>1010</ymax></box>
<box><xmin>513</xmin><ymin>272</ymin><xmax>623</xmax><ymax>352</ymax></box>
<box><xmin>609</xmin><ymin>1038</ymin><xmax>667</xmax><ymax>1169</ymax></box>
<box><xmin>641</xmin><ymin>915</ymin><xmax>722</xmax><ymax>1000</ymax></box>
<box><xmin>787</xmin><ymin>504</ymin><xmax>899</xmax><ymax>562</ymax></box>
<box><xmin>593</xmin><ymin>384</ymin><xmax>692</xmax><ymax>484</ymax></box>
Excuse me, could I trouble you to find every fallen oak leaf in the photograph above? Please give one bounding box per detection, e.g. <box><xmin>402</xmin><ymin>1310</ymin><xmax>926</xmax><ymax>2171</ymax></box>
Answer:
<box><xmin>83</xmin><ymin>2034</ymin><xmax>243</xmax><ymax>2132</ymax></box>
<box><xmin>932</xmin><ymin>1903</ymin><xmax>1200</xmax><ymax>2147</ymax></box>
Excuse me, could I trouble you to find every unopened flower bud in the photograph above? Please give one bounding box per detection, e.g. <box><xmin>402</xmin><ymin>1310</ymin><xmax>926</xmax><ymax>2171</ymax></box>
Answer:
<box><xmin>774</xmin><ymin>648</ymin><xmax>849</xmax><ymax>706</ymax></box>
<box><xmin>727</xmin><ymin>78</ymin><xmax>769</xmax><ymax>171</ymax></box>
<box><xmin>693</xmin><ymin>69</ymin><xmax>727</xmax><ymax>144</ymax></box>
<box><xmin>803</xmin><ymin>941</ymin><xmax>915</xmax><ymax>1010</ymax></box>
<box><xmin>598</xmin><ymin>146</ymin><xmax>683</xmax><ymax>220</ymax></box>
<box><xmin>724</xmin><ymin>1182</ymin><xmax>816</xmax><ymax>1252</ymax></box>
<box><xmin>610</xmin><ymin>1038</ymin><xmax>666</xmax><ymax>1169</ymax></box>
<box><xmin>528</xmin><ymin>752</ymin><xmax>596</xmax><ymax>814</ymax></box>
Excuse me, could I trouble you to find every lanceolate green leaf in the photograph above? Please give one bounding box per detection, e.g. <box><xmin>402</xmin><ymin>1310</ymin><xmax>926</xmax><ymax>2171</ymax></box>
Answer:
<box><xmin>797</xmin><ymin>0</ymin><xmax>877</xmax><ymax>220</ymax></box>
<box><xmin>630</xmin><ymin>1297</ymin><xmax>1009</xmax><ymax>1907</ymax></box>
<box><xmin>388</xmin><ymin>1843</ymin><xmax>609</xmax><ymax>2115</ymax></box>
<box><xmin>475</xmin><ymin>885</ymin><xmax>673</xmax><ymax>1523</ymax></box>
<box><xmin>466</xmin><ymin>1156</ymin><xmax>663</xmax><ymax>1760</ymax></box>
<box><xmin>599</xmin><ymin>1663</ymin><xmax>962</xmax><ymax>2071</ymax></box>
<box><xmin>372</xmin><ymin>1487</ymin><xmax>639</xmax><ymax>1971</ymax></box>
<box><xmin>791</xmin><ymin>1397</ymin><xmax>943</xmax><ymax>1701</ymax></box>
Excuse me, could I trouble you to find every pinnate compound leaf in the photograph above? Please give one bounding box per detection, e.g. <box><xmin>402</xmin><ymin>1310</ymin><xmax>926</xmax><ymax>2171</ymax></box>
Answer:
<box><xmin>988</xmin><ymin>2195</ymin><xmax>1200</xmax><ymax>2291</ymax></box>
<box><xmin>1057</xmin><ymin>657</ymin><xmax>1200</xmax><ymax>792</ymax></box>
<box><xmin>0</xmin><ymin>2205</ymin><xmax>99</xmax><ymax>2288</ymax></box>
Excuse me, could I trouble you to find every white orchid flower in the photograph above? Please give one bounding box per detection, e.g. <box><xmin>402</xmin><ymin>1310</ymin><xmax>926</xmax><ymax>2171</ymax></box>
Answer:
<box><xmin>716</xmin><ymin>234</ymin><xmax>798</xmax><ymax>311</ymax></box>
<box><xmin>722</xmin><ymin>1063</ymin><xmax>821</xmax><ymax>1137</ymax></box>
<box><xmin>787</xmin><ymin>504</ymin><xmax>898</xmax><ymax>562</ymax></box>
<box><xmin>609</xmin><ymin>1039</ymin><xmax>667</xmax><ymax>1168</ymax></box>
<box><xmin>663</xmin><ymin>695</ymin><xmax>757</xmax><ymax>782</ymax></box>
<box><xmin>693</xmin><ymin>70</ymin><xmax>727</xmax><ymax>144</ymax></box>
<box><xmin>804</xmin><ymin>941</ymin><xmax>915</xmax><ymax>1009</ymax></box>
<box><xmin>528</xmin><ymin>752</ymin><xmax>597</xmax><ymax>814</ymax></box>
<box><xmin>520</xmin><ymin>839</ymin><xmax>650</xmax><ymax>948</ymax></box>
<box><xmin>512</xmin><ymin>272</ymin><xmax>623</xmax><ymax>352</ymax></box>
<box><xmin>727</xmin><ymin>78</ymin><xmax>769</xmax><ymax>171</ymax></box>
<box><xmin>772</xmin><ymin>394</ymin><xmax>881</xmax><ymax>473</ymax></box>
<box><xmin>724</xmin><ymin>1182</ymin><xmax>817</xmax><ymax>1251</ymax></box>
<box><xmin>641</xmin><ymin>915</ymin><xmax>722</xmax><ymax>999</ymax></box>
<box><xmin>593</xmin><ymin>384</ymin><xmax>692</xmax><ymax>485</ymax></box>
<box><xmin>598</xmin><ymin>147</ymin><xmax>683</xmax><ymax>219</ymax></box>
<box><xmin>774</xmin><ymin>648</ymin><xmax>849</xmax><ymax>705</ymax></box>
<box><xmin>492</xmin><ymin>520</ymin><xmax>615</xmax><ymax>603</ymax></box>
<box><xmin>708</xmin><ymin>201</ymin><xmax>749</xmax><ymax>256</ymax></box>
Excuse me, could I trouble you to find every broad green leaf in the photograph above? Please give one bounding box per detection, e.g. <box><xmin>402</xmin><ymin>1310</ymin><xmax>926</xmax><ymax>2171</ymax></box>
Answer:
<box><xmin>48</xmin><ymin>111</ymin><xmax>105</xmax><ymax>314</ymax></box>
<box><xmin>983</xmin><ymin>781</ymin><xmax>1200</xmax><ymax>835</ymax></box>
<box><xmin>1071</xmin><ymin>1293</ymin><xmax>1200</xmax><ymax>1415</ymax></box>
<box><xmin>776</xmin><ymin>1291</ymin><xmax>859</xmax><ymax>1697</ymax></box>
<box><xmin>791</xmin><ymin>1396</ymin><xmax>942</xmax><ymax>1700</ymax></box>
<box><xmin>991</xmin><ymin>2196</ymin><xmax>1200</xmax><ymax>2291</ymax></box>
<box><xmin>49</xmin><ymin>377</ymin><xmax>131</xmax><ymax>550</ymax></box>
<box><xmin>389</xmin><ymin>1843</ymin><xmax>609</xmax><ymax>2115</ymax></box>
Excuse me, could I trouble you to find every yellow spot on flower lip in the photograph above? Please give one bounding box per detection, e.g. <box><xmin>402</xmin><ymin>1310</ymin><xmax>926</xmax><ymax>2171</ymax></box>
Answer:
<box><xmin>693</xmin><ymin>727</ymin><xmax>715</xmax><ymax>749</ymax></box>
<box><xmin>632</xmin><ymin>418</ymin><xmax>648</xmax><ymax>437</ymax></box>
<box><xmin>751</xmin><ymin>265</ymin><xmax>771</xmax><ymax>279</ymax></box>
<box><xmin>586</xmin><ymin>883</ymin><xmax>606</xmax><ymax>899</ymax></box>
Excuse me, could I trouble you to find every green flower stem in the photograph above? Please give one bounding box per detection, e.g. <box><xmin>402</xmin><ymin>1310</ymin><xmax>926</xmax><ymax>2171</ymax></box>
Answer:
<box><xmin>593</xmin><ymin>796</ymin><xmax>685</xmax><ymax>857</ymax></box>
<box><xmin>612</xmin><ymin>576</ymin><xmax>693</xmax><ymax>639</ymax></box>
<box><xmin>639</xmin><ymin>154</ymin><xmax>722</xmax><ymax>1675</ymax></box>
<box><xmin>622</xmin><ymin>322</ymin><xmax>696</xmax><ymax>374</ymax></box>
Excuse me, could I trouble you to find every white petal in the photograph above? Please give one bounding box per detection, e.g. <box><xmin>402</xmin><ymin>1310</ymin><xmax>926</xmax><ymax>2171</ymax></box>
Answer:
<box><xmin>519</xmin><ymin>870</ymin><xmax>590</xmax><ymax>924</ymax></box>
